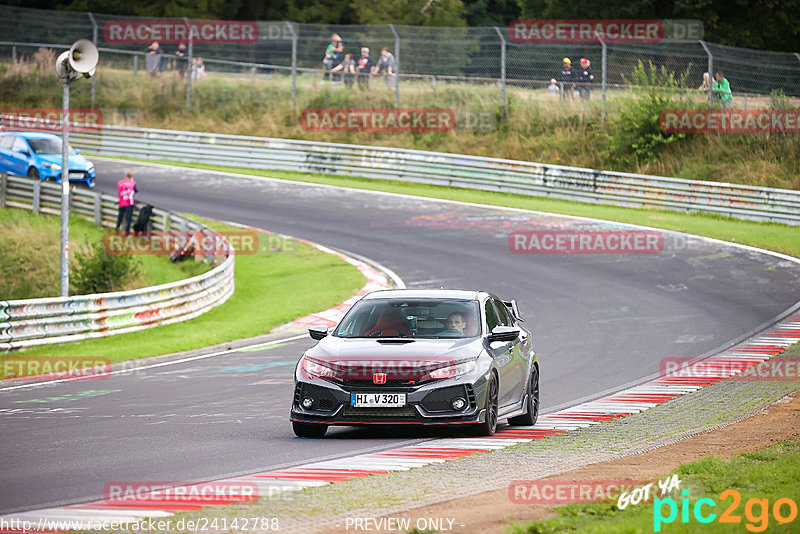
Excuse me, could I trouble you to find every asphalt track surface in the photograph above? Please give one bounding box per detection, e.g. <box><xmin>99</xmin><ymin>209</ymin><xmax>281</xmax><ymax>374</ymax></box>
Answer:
<box><xmin>2</xmin><ymin>159</ymin><xmax>799</xmax><ymax>514</ymax></box>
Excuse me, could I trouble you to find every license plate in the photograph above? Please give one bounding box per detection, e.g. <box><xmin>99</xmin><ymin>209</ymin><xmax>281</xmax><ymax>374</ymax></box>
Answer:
<box><xmin>350</xmin><ymin>393</ymin><xmax>406</xmax><ymax>408</ymax></box>
<box><xmin>69</xmin><ymin>172</ymin><xmax>84</xmax><ymax>178</ymax></box>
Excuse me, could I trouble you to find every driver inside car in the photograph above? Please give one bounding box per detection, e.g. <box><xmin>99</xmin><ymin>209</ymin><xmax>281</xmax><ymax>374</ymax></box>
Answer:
<box><xmin>443</xmin><ymin>312</ymin><xmax>466</xmax><ymax>334</ymax></box>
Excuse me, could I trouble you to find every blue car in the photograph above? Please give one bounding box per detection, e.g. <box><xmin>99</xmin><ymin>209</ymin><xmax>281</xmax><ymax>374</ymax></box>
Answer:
<box><xmin>0</xmin><ymin>131</ymin><xmax>96</xmax><ymax>187</ymax></box>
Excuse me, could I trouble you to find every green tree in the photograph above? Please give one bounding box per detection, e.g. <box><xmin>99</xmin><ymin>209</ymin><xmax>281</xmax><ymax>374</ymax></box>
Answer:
<box><xmin>348</xmin><ymin>0</ymin><xmax>466</xmax><ymax>26</ymax></box>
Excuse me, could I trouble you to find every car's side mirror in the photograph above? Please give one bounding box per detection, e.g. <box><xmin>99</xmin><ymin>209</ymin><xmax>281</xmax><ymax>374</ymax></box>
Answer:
<box><xmin>308</xmin><ymin>326</ymin><xmax>329</xmax><ymax>340</ymax></box>
<box><xmin>18</xmin><ymin>148</ymin><xmax>29</xmax><ymax>156</ymax></box>
<box><xmin>487</xmin><ymin>326</ymin><xmax>520</xmax><ymax>343</ymax></box>
<box><xmin>74</xmin><ymin>148</ymin><xmax>81</xmax><ymax>155</ymax></box>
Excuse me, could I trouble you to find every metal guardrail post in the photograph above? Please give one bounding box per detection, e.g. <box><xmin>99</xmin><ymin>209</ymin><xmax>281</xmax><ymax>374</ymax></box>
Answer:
<box><xmin>494</xmin><ymin>27</ymin><xmax>506</xmax><ymax>115</ymax></box>
<box><xmin>0</xmin><ymin>173</ymin><xmax>6</xmax><ymax>208</ymax></box>
<box><xmin>88</xmin><ymin>12</ymin><xmax>98</xmax><ymax>107</ymax></box>
<box><xmin>389</xmin><ymin>24</ymin><xmax>400</xmax><ymax>108</ymax></box>
<box><xmin>133</xmin><ymin>54</ymin><xmax>138</xmax><ymax>75</ymax></box>
<box><xmin>32</xmin><ymin>180</ymin><xmax>40</xmax><ymax>215</ymax></box>
<box><xmin>597</xmin><ymin>33</ymin><xmax>607</xmax><ymax>123</ymax></box>
<box><xmin>12</xmin><ymin>45</ymin><xmax>16</xmax><ymax>63</ymax></box>
<box><xmin>164</xmin><ymin>211</ymin><xmax>171</xmax><ymax>231</ymax></box>
<box><xmin>699</xmin><ymin>41</ymin><xmax>713</xmax><ymax>109</ymax></box>
<box><xmin>286</xmin><ymin>22</ymin><xmax>297</xmax><ymax>107</ymax></box>
<box><xmin>93</xmin><ymin>192</ymin><xmax>102</xmax><ymax>226</ymax></box>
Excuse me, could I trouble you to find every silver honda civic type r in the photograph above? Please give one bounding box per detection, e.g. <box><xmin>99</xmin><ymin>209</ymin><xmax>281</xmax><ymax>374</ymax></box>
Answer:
<box><xmin>290</xmin><ymin>289</ymin><xmax>539</xmax><ymax>438</ymax></box>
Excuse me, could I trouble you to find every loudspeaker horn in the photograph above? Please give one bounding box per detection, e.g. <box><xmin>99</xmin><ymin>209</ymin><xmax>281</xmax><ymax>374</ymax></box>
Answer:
<box><xmin>68</xmin><ymin>39</ymin><xmax>99</xmax><ymax>76</ymax></box>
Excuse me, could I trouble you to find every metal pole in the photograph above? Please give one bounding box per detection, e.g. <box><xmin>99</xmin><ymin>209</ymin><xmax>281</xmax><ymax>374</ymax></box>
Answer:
<box><xmin>390</xmin><ymin>24</ymin><xmax>400</xmax><ymax>108</ymax></box>
<box><xmin>133</xmin><ymin>54</ymin><xmax>138</xmax><ymax>75</ymax></box>
<box><xmin>12</xmin><ymin>45</ymin><xmax>16</xmax><ymax>63</ymax></box>
<box><xmin>88</xmin><ymin>12</ymin><xmax>98</xmax><ymax>107</ymax></box>
<box><xmin>185</xmin><ymin>18</ymin><xmax>193</xmax><ymax>109</ymax></box>
<box><xmin>60</xmin><ymin>77</ymin><xmax>71</xmax><ymax>296</ymax></box>
<box><xmin>598</xmin><ymin>33</ymin><xmax>607</xmax><ymax>123</ymax></box>
<box><xmin>699</xmin><ymin>40</ymin><xmax>713</xmax><ymax>108</ymax></box>
<box><xmin>494</xmin><ymin>27</ymin><xmax>506</xmax><ymax>115</ymax></box>
<box><xmin>286</xmin><ymin>22</ymin><xmax>297</xmax><ymax>107</ymax></box>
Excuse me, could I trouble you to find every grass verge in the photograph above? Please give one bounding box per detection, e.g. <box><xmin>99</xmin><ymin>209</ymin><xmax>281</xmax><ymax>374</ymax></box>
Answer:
<box><xmin>101</xmin><ymin>157</ymin><xmax>800</xmax><ymax>258</ymax></box>
<box><xmin>5</xmin><ymin>215</ymin><xmax>366</xmax><ymax>363</ymax></box>
<box><xmin>510</xmin><ymin>439</ymin><xmax>800</xmax><ymax>533</ymax></box>
<box><xmin>0</xmin><ymin>206</ymin><xmax>208</xmax><ymax>299</ymax></box>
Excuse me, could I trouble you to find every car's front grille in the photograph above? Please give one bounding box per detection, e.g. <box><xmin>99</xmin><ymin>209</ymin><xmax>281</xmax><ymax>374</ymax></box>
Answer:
<box><xmin>342</xmin><ymin>405</ymin><xmax>418</xmax><ymax>420</ymax></box>
<box><xmin>341</xmin><ymin>379</ymin><xmax>417</xmax><ymax>388</ymax></box>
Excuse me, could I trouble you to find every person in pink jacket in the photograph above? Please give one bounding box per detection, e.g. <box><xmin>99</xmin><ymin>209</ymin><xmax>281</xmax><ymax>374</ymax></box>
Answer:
<box><xmin>116</xmin><ymin>172</ymin><xmax>138</xmax><ymax>232</ymax></box>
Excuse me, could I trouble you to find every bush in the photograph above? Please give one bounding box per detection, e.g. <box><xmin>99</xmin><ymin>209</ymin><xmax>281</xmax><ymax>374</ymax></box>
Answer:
<box><xmin>71</xmin><ymin>238</ymin><xmax>141</xmax><ymax>295</ymax></box>
<box><xmin>605</xmin><ymin>61</ymin><xmax>693</xmax><ymax>167</ymax></box>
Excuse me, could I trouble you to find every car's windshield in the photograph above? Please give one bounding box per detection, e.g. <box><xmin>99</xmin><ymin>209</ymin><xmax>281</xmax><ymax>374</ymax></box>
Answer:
<box><xmin>28</xmin><ymin>138</ymin><xmax>76</xmax><ymax>155</ymax></box>
<box><xmin>335</xmin><ymin>298</ymin><xmax>481</xmax><ymax>339</ymax></box>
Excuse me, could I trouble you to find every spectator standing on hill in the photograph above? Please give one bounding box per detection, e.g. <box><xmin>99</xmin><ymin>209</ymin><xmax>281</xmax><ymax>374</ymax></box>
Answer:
<box><xmin>548</xmin><ymin>78</ymin><xmax>559</xmax><ymax>95</ymax></box>
<box><xmin>330</xmin><ymin>53</ymin><xmax>356</xmax><ymax>87</ymax></box>
<box><xmin>713</xmin><ymin>71</ymin><xmax>733</xmax><ymax>109</ymax></box>
<box><xmin>145</xmin><ymin>41</ymin><xmax>163</xmax><ymax>76</ymax></box>
<box><xmin>357</xmin><ymin>47</ymin><xmax>375</xmax><ymax>90</ymax></box>
<box><xmin>323</xmin><ymin>33</ymin><xmax>344</xmax><ymax>82</ymax></box>
<box><xmin>175</xmin><ymin>43</ymin><xmax>188</xmax><ymax>78</ymax></box>
<box><xmin>116</xmin><ymin>172</ymin><xmax>137</xmax><ymax>233</ymax></box>
<box><xmin>375</xmin><ymin>47</ymin><xmax>397</xmax><ymax>89</ymax></box>
<box><xmin>559</xmin><ymin>58</ymin><xmax>575</xmax><ymax>100</ymax></box>
<box><xmin>577</xmin><ymin>58</ymin><xmax>594</xmax><ymax>100</ymax></box>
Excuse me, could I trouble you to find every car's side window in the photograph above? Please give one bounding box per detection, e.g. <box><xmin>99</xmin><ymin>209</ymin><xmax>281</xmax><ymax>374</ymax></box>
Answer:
<box><xmin>493</xmin><ymin>298</ymin><xmax>513</xmax><ymax>326</ymax></box>
<box><xmin>12</xmin><ymin>137</ymin><xmax>29</xmax><ymax>154</ymax></box>
<box><xmin>485</xmin><ymin>299</ymin><xmax>500</xmax><ymax>332</ymax></box>
<box><xmin>0</xmin><ymin>135</ymin><xmax>14</xmax><ymax>149</ymax></box>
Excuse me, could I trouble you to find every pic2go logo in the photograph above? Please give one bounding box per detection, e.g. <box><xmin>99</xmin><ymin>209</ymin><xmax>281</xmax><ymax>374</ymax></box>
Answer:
<box><xmin>654</xmin><ymin>489</ymin><xmax>798</xmax><ymax>532</ymax></box>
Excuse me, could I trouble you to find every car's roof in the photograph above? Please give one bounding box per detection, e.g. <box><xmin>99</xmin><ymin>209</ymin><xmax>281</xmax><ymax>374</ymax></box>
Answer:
<box><xmin>1</xmin><ymin>131</ymin><xmax>59</xmax><ymax>140</ymax></box>
<box><xmin>362</xmin><ymin>289</ymin><xmax>485</xmax><ymax>300</ymax></box>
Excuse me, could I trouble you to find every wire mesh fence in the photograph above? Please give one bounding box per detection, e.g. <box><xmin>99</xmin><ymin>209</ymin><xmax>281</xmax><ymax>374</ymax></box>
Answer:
<box><xmin>1</xmin><ymin>4</ymin><xmax>799</xmax><ymax>117</ymax></box>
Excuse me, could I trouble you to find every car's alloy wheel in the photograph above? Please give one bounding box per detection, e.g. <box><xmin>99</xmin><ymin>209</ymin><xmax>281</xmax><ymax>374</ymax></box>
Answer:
<box><xmin>292</xmin><ymin>421</ymin><xmax>327</xmax><ymax>438</ymax></box>
<box><xmin>509</xmin><ymin>364</ymin><xmax>539</xmax><ymax>426</ymax></box>
<box><xmin>473</xmin><ymin>374</ymin><xmax>498</xmax><ymax>436</ymax></box>
<box><xmin>27</xmin><ymin>167</ymin><xmax>40</xmax><ymax>180</ymax></box>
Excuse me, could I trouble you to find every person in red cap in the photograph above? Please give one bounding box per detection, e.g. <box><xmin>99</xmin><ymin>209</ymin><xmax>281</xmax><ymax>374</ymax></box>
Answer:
<box><xmin>578</xmin><ymin>58</ymin><xmax>595</xmax><ymax>100</ymax></box>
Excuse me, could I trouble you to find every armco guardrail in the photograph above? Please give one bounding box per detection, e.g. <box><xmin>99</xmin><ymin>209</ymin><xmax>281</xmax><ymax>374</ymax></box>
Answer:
<box><xmin>0</xmin><ymin>174</ymin><xmax>235</xmax><ymax>351</ymax></box>
<box><xmin>51</xmin><ymin>122</ymin><xmax>800</xmax><ymax>225</ymax></box>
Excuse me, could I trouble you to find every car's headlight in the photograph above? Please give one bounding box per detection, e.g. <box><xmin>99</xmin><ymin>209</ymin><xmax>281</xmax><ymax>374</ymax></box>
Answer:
<box><xmin>42</xmin><ymin>162</ymin><xmax>61</xmax><ymax>170</ymax></box>
<box><xmin>87</xmin><ymin>162</ymin><xmax>94</xmax><ymax>170</ymax></box>
<box><xmin>429</xmin><ymin>360</ymin><xmax>477</xmax><ymax>380</ymax></box>
<box><xmin>299</xmin><ymin>356</ymin><xmax>339</xmax><ymax>380</ymax></box>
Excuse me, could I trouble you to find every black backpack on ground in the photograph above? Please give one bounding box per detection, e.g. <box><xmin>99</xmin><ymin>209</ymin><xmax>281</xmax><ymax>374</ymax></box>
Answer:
<box><xmin>133</xmin><ymin>204</ymin><xmax>153</xmax><ymax>234</ymax></box>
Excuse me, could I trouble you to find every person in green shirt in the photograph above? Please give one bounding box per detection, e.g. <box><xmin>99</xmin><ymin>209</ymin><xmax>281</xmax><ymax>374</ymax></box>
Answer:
<box><xmin>713</xmin><ymin>71</ymin><xmax>733</xmax><ymax>109</ymax></box>
<box><xmin>323</xmin><ymin>33</ymin><xmax>344</xmax><ymax>82</ymax></box>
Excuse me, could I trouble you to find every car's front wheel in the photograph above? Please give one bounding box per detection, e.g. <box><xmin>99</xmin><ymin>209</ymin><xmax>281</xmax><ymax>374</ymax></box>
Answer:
<box><xmin>27</xmin><ymin>167</ymin><xmax>40</xmax><ymax>180</ymax></box>
<box><xmin>292</xmin><ymin>421</ymin><xmax>327</xmax><ymax>438</ymax></box>
<box><xmin>509</xmin><ymin>364</ymin><xmax>539</xmax><ymax>426</ymax></box>
<box><xmin>472</xmin><ymin>373</ymin><xmax>498</xmax><ymax>436</ymax></box>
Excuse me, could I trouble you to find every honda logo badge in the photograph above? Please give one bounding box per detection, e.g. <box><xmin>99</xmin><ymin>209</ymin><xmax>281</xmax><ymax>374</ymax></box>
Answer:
<box><xmin>373</xmin><ymin>373</ymin><xmax>387</xmax><ymax>384</ymax></box>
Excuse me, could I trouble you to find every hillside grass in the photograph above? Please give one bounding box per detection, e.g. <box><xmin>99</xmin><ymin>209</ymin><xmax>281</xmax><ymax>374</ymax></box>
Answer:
<box><xmin>1</xmin><ymin>60</ymin><xmax>798</xmax><ymax>190</ymax></box>
<box><xmin>0</xmin><ymin>206</ymin><xmax>208</xmax><ymax>299</ymax></box>
<box><xmin>6</xmin><ymin>215</ymin><xmax>366</xmax><ymax>362</ymax></box>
